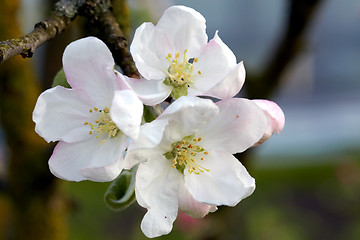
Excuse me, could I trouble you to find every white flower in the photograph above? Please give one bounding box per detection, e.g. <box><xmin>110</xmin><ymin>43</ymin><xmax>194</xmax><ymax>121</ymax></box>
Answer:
<box><xmin>32</xmin><ymin>37</ymin><xmax>143</xmax><ymax>182</ymax></box>
<box><xmin>124</xmin><ymin>96</ymin><xmax>271</xmax><ymax>238</ymax></box>
<box><xmin>127</xmin><ymin>5</ymin><xmax>246</xmax><ymax>105</ymax></box>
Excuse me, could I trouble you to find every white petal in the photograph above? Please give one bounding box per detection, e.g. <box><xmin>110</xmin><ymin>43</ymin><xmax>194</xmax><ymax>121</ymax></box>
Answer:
<box><xmin>110</xmin><ymin>90</ymin><xmax>143</xmax><ymax>141</ymax></box>
<box><xmin>135</xmin><ymin>155</ymin><xmax>181</xmax><ymax>238</ymax></box>
<box><xmin>199</xmin><ymin>98</ymin><xmax>267</xmax><ymax>154</ymax></box>
<box><xmin>185</xmin><ymin>151</ymin><xmax>255</xmax><ymax>207</ymax></box>
<box><xmin>159</xmin><ymin>96</ymin><xmax>219</xmax><ymax>135</ymax></box>
<box><xmin>128</xmin><ymin>118</ymin><xmax>169</xmax><ymax>150</ymax></box>
<box><xmin>33</xmin><ymin>86</ymin><xmax>94</xmax><ymax>143</ymax></box>
<box><xmin>178</xmin><ymin>178</ymin><xmax>215</xmax><ymax>218</ymax></box>
<box><xmin>63</xmin><ymin>37</ymin><xmax>121</xmax><ymax>105</ymax></box>
<box><xmin>124</xmin><ymin>77</ymin><xmax>171</xmax><ymax>106</ymax></box>
<box><xmin>124</xmin><ymin>118</ymin><xmax>169</xmax><ymax>169</ymax></box>
<box><xmin>205</xmin><ymin>61</ymin><xmax>246</xmax><ymax>99</ymax></box>
<box><xmin>130</xmin><ymin>22</ymin><xmax>172</xmax><ymax>80</ymax></box>
<box><xmin>49</xmin><ymin>135</ymin><xmax>127</xmax><ymax>182</ymax></box>
<box><xmin>156</xmin><ymin>5</ymin><xmax>208</xmax><ymax>57</ymax></box>
<box><xmin>193</xmin><ymin>31</ymin><xmax>237</xmax><ymax>92</ymax></box>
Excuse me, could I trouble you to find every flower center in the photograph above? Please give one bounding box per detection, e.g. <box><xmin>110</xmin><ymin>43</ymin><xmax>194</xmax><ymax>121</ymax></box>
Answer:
<box><xmin>163</xmin><ymin>50</ymin><xmax>201</xmax><ymax>99</ymax></box>
<box><xmin>84</xmin><ymin>107</ymin><xmax>121</xmax><ymax>144</ymax></box>
<box><xmin>164</xmin><ymin>134</ymin><xmax>209</xmax><ymax>175</ymax></box>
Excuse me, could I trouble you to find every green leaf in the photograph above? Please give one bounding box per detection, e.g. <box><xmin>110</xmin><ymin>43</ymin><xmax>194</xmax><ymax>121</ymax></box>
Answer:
<box><xmin>104</xmin><ymin>166</ymin><xmax>137</xmax><ymax>211</ymax></box>
<box><xmin>52</xmin><ymin>68</ymin><xmax>71</xmax><ymax>88</ymax></box>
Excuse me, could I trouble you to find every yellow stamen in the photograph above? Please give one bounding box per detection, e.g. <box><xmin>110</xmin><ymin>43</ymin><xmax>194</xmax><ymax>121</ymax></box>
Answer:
<box><xmin>85</xmin><ymin>106</ymin><xmax>121</xmax><ymax>144</ymax></box>
<box><xmin>164</xmin><ymin>134</ymin><xmax>209</xmax><ymax>175</ymax></box>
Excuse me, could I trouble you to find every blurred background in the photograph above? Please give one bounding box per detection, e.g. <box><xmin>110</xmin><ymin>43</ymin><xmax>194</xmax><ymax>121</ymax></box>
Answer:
<box><xmin>1</xmin><ymin>0</ymin><xmax>360</xmax><ymax>239</ymax></box>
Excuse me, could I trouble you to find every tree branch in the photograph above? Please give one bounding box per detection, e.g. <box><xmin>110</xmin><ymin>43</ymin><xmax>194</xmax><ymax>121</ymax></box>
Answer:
<box><xmin>79</xmin><ymin>0</ymin><xmax>139</xmax><ymax>77</ymax></box>
<box><xmin>0</xmin><ymin>11</ymin><xmax>73</xmax><ymax>64</ymax></box>
<box><xmin>246</xmin><ymin>0</ymin><xmax>324</xmax><ymax>99</ymax></box>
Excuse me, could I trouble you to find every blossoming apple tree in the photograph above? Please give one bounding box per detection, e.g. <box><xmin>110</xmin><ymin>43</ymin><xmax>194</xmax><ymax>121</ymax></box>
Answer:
<box><xmin>5</xmin><ymin>0</ymin><xmax>331</xmax><ymax>239</ymax></box>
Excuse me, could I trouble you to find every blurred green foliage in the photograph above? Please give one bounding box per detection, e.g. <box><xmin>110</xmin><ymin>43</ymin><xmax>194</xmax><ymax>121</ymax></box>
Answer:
<box><xmin>64</xmin><ymin>150</ymin><xmax>360</xmax><ymax>240</ymax></box>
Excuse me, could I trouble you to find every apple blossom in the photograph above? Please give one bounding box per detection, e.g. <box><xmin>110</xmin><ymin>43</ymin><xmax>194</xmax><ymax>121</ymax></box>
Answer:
<box><xmin>128</xmin><ymin>5</ymin><xmax>246</xmax><ymax>105</ymax></box>
<box><xmin>33</xmin><ymin>37</ymin><xmax>143</xmax><ymax>182</ymax></box>
<box><xmin>124</xmin><ymin>96</ymin><xmax>274</xmax><ymax>238</ymax></box>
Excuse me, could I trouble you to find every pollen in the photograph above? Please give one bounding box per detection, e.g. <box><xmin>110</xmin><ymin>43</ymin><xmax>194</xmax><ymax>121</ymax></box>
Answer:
<box><xmin>163</xmin><ymin>134</ymin><xmax>209</xmax><ymax>175</ymax></box>
<box><xmin>84</xmin><ymin>106</ymin><xmax>121</xmax><ymax>144</ymax></box>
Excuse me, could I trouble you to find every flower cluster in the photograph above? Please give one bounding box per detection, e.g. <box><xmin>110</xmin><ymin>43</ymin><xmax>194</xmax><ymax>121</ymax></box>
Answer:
<box><xmin>33</xmin><ymin>5</ymin><xmax>285</xmax><ymax>238</ymax></box>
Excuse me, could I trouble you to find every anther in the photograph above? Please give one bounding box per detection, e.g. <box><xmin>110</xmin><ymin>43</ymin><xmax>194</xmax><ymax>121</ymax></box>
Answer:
<box><xmin>204</xmin><ymin>151</ymin><xmax>209</xmax><ymax>155</ymax></box>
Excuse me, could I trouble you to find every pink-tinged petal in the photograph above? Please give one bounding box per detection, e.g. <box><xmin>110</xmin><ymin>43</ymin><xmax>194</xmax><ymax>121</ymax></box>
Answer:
<box><xmin>49</xmin><ymin>135</ymin><xmax>127</xmax><ymax>182</ymax></box>
<box><xmin>130</xmin><ymin>22</ymin><xmax>172</xmax><ymax>80</ymax></box>
<box><xmin>199</xmin><ymin>98</ymin><xmax>267</xmax><ymax>154</ymax></box>
<box><xmin>110</xmin><ymin>90</ymin><xmax>143</xmax><ymax>141</ymax></box>
<box><xmin>185</xmin><ymin>151</ymin><xmax>255</xmax><ymax>207</ymax></box>
<box><xmin>114</xmin><ymin>70</ymin><xmax>132</xmax><ymax>90</ymax></box>
<box><xmin>135</xmin><ymin>155</ymin><xmax>181</xmax><ymax>238</ymax></box>
<box><xmin>193</xmin><ymin>31</ymin><xmax>237</xmax><ymax>92</ymax></box>
<box><xmin>204</xmin><ymin>61</ymin><xmax>245</xmax><ymax>99</ymax></box>
<box><xmin>33</xmin><ymin>86</ymin><xmax>95</xmax><ymax>143</ymax></box>
<box><xmin>63</xmin><ymin>37</ymin><xmax>120</xmax><ymax>106</ymax></box>
<box><xmin>178</xmin><ymin>178</ymin><xmax>215</xmax><ymax>218</ymax></box>
<box><xmin>159</xmin><ymin>96</ymin><xmax>219</xmax><ymax>135</ymax></box>
<box><xmin>156</xmin><ymin>5</ymin><xmax>207</xmax><ymax>57</ymax></box>
<box><xmin>252</xmin><ymin>100</ymin><xmax>285</xmax><ymax>145</ymax></box>
<box><xmin>124</xmin><ymin>77</ymin><xmax>172</xmax><ymax>106</ymax></box>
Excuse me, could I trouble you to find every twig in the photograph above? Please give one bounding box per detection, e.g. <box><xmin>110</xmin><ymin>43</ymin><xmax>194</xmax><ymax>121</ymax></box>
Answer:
<box><xmin>0</xmin><ymin>12</ymin><xmax>73</xmax><ymax>64</ymax></box>
<box><xmin>79</xmin><ymin>0</ymin><xmax>139</xmax><ymax>77</ymax></box>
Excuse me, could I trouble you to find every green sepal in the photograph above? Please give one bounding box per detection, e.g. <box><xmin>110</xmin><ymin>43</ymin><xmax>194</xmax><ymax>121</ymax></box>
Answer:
<box><xmin>143</xmin><ymin>105</ymin><xmax>156</xmax><ymax>123</ymax></box>
<box><xmin>52</xmin><ymin>68</ymin><xmax>71</xmax><ymax>88</ymax></box>
<box><xmin>104</xmin><ymin>166</ymin><xmax>137</xmax><ymax>211</ymax></box>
